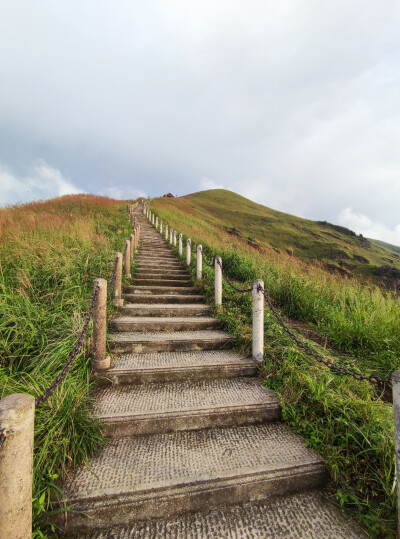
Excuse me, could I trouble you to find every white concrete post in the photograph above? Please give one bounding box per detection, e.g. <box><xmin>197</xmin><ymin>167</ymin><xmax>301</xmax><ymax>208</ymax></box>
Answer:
<box><xmin>160</xmin><ymin>221</ymin><xmax>163</xmax><ymax>234</ymax></box>
<box><xmin>197</xmin><ymin>244</ymin><xmax>202</xmax><ymax>281</ymax></box>
<box><xmin>113</xmin><ymin>253</ymin><xmax>123</xmax><ymax>307</ymax></box>
<box><xmin>130</xmin><ymin>233</ymin><xmax>135</xmax><ymax>259</ymax></box>
<box><xmin>170</xmin><ymin>228</ymin><xmax>173</xmax><ymax>244</ymax></box>
<box><xmin>252</xmin><ymin>279</ymin><xmax>264</xmax><ymax>365</ymax></box>
<box><xmin>92</xmin><ymin>278</ymin><xmax>111</xmax><ymax>370</ymax></box>
<box><xmin>173</xmin><ymin>230</ymin><xmax>177</xmax><ymax>247</ymax></box>
<box><xmin>215</xmin><ymin>256</ymin><xmax>222</xmax><ymax>306</ymax></box>
<box><xmin>186</xmin><ymin>238</ymin><xmax>191</xmax><ymax>266</ymax></box>
<box><xmin>165</xmin><ymin>224</ymin><xmax>169</xmax><ymax>241</ymax></box>
<box><xmin>124</xmin><ymin>239</ymin><xmax>131</xmax><ymax>278</ymax></box>
<box><xmin>393</xmin><ymin>371</ymin><xmax>400</xmax><ymax>537</ymax></box>
<box><xmin>0</xmin><ymin>393</ymin><xmax>35</xmax><ymax>539</ymax></box>
<box><xmin>178</xmin><ymin>233</ymin><xmax>183</xmax><ymax>256</ymax></box>
<box><xmin>152</xmin><ymin>214</ymin><xmax>155</xmax><ymax>226</ymax></box>
<box><xmin>143</xmin><ymin>205</ymin><xmax>146</xmax><ymax>215</ymax></box>
<box><xmin>155</xmin><ymin>216</ymin><xmax>158</xmax><ymax>229</ymax></box>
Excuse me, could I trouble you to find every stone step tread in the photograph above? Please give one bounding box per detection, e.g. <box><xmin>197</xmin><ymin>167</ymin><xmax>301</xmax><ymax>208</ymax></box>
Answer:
<box><xmin>94</xmin><ymin>378</ymin><xmax>276</xmax><ymax>419</ymax></box>
<box><xmin>62</xmin><ymin>424</ymin><xmax>324</xmax><ymax>504</ymax></box>
<box><xmin>108</xmin><ymin>351</ymin><xmax>254</xmax><ymax>372</ymax></box>
<box><xmin>123</xmin><ymin>294</ymin><xmax>206</xmax><ymax>303</ymax></box>
<box><xmin>111</xmin><ymin>316</ymin><xmax>217</xmax><ymax>324</ymax></box>
<box><xmin>79</xmin><ymin>492</ymin><xmax>366</xmax><ymax>538</ymax></box>
<box><xmin>127</xmin><ymin>286</ymin><xmax>197</xmax><ymax>291</ymax></box>
<box><xmin>121</xmin><ymin>304</ymin><xmax>210</xmax><ymax>312</ymax></box>
<box><xmin>109</xmin><ymin>330</ymin><xmax>232</xmax><ymax>343</ymax></box>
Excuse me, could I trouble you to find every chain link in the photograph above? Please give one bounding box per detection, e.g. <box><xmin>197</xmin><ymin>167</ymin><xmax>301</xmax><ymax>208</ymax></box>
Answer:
<box><xmin>216</xmin><ymin>259</ymin><xmax>253</xmax><ymax>294</ymax></box>
<box><xmin>199</xmin><ymin>246</ymin><xmax>215</xmax><ymax>268</ymax></box>
<box><xmin>35</xmin><ymin>285</ymin><xmax>100</xmax><ymax>407</ymax></box>
<box><xmin>257</xmin><ymin>284</ymin><xmax>391</xmax><ymax>387</ymax></box>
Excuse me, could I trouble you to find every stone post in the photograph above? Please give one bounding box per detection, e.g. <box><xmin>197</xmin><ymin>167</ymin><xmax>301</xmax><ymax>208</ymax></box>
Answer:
<box><xmin>170</xmin><ymin>228</ymin><xmax>173</xmax><ymax>244</ymax></box>
<box><xmin>155</xmin><ymin>216</ymin><xmax>158</xmax><ymax>229</ymax></box>
<box><xmin>173</xmin><ymin>230</ymin><xmax>177</xmax><ymax>247</ymax></box>
<box><xmin>92</xmin><ymin>278</ymin><xmax>110</xmax><ymax>370</ymax></box>
<box><xmin>160</xmin><ymin>221</ymin><xmax>163</xmax><ymax>234</ymax></box>
<box><xmin>165</xmin><ymin>224</ymin><xmax>169</xmax><ymax>241</ymax></box>
<box><xmin>178</xmin><ymin>233</ymin><xmax>183</xmax><ymax>256</ymax></box>
<box><xmin>113</xmin><ymin>253</ymin><xmax>123</xmax><ymax>307</ymax></box>
<box><xmin>186</xmin><ymin>238</ymin><xmax>191</xmax><ymax>266</ymax></box>
<box><xmin>252</xmin><ymin>279</ymin><xmax>264</xmax><ymax>365</ymax></box>
<box><xmin>124</xmin><ymin>240</ymin><xmax>131</xmax><ymax>278</ymax></box>
<box><xmin>130</xmin><ymin>233</ymin><xmax>135</xmax><ymax>259</ymax></box>
<box><xmin>0</xmin><ymin>393</ymin><xmax>35</xmax><ymax>539</ymax></box>
<box><xmin>197</xmin><ymin>244</ymin><xmax>202</xmax><ymax>280</ymax></box>
<box><xmin>393</xmin><ymin>371</ymin><xmax>400</xmax><ymax>537</ymax></box>
<box><xmin>134</xmin><ymin>227</ymin><xmax>138</xmax><ymax>250</ymax></box>
<box><xmin>215</xmin><ymin>256</ymin><xmax>222</xmax><ymax>306</ymax></box>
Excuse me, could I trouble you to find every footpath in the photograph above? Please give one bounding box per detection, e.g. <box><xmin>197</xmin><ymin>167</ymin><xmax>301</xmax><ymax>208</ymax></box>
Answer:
<box><xmin>61</xmin><ymin>205</ymin><xmax>365</xmax><ymax>537</ymax></box>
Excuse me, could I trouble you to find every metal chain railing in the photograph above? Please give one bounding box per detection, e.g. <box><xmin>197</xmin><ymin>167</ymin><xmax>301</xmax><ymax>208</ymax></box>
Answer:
<box><xmin>35</xmin><ymin>285</ymin><xmax>100</xmax><ymax>406</ymax></box>
<box><xmin>199</xmin><ymin>246</ymin><xmax>215</xmax><ymax>268</ymax></box>
<box><xmin>257</xmin><ymin>284</ymin><xmax>391</xmax><ymax>387</ymax></box>
<box><xmin>216</xmin><ymin>258</ymin><xmax>253</xmax><ymax>294</ymax></box>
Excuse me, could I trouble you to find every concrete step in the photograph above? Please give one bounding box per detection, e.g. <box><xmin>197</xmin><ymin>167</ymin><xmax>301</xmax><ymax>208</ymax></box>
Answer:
<box><xmin>94</xmin><ymin>378</ymin><xmax>281</xmax><ymax>437</ymax></box>
<box><xmin>129</xmin><ymin>279</ymin><xmax>192</xmax><ymax>287</ymax></box>
<box><xmin>134</xmin><ymin>273</ymin><xmax>189</xmax><ymax>280</ymax></box>
<box><xmin>124</xmin><ymin>285</ymin><xmax>199</xmax><ymax>296</ymax></box>
<box><xmin>78</xmin><ymin>491</ymin><xmax>366</xmax><ymax>538</ymax></box>
<box><xmin>59</xmin><ymin>424</ymin><xmax>326</xmax><ymax>533</ymax></box>
<box><xmin>123</xmin><ymin>294</ymin><xmax>205</xmax><ymax>304</ymax></box>
<box><xmin>135</xmin><ymin>263</ymin><xmax>184</xmax><ymax>271</ymax></box>
<box><xmin>121</xmin><ymin>303</ymin><xmax>211</xmax><ymax>317</ymax></box>
<box><xmin>110</xmin><ymin>316</ymin><xmax>220</xmax><ymax>332</ymax></box>
<box><xmin>109</xmin><ymin>330</ymin><xmax>233</xmax><ymax>353</ymax></box>
<box><xmin>96</xmin><ymin>350</ymin><xmax>256</xmax><ymax>384</ymax></box>
<box><xmin>135</xmin><ymin>267</ymin><xmax>188</xmax><ymax>275</ymax></box>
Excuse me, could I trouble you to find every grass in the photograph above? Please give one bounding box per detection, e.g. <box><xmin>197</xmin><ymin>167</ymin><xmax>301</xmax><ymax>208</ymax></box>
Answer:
<box><xmin>0</xmin><ymin>194</ymin><xmax>135</xmax><ymax>537</ymax></box>
<box><xmin>150</xmin><ymin>191</ymin><xmax>398</xmax><ymax>537</ymax></box>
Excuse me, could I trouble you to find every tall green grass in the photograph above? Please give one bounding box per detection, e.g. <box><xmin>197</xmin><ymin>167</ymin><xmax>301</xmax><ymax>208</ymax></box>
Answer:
<box><xmin>0</xmin><ymin>195</ymin><xmax>133</xmax><ymax>536</ymax></box>
<box><xmin>150</xmin><ymin>199</ymin><xmax>398</xmax><ymax>537</ymax></box>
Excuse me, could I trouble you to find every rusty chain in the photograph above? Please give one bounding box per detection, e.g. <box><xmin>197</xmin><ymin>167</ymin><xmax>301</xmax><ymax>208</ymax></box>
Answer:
<box><xmin>35</xmin><ymin>285</ymin><xmax>100</xmax><ymax>407</ymax></box>
<box><xmin>216</xmin><ymin>258</ymin><xmax>253</xmax><ymax>294</ymax></box>
<box><xmin>257</xmin><ymin>284</ymin><xmax>391</xmax><ymax>387</ymax></box>
<box><xmin>199</xmin><ymin>246</ymin><xmax>215</xmax><ymax>268</ymax></box>
<box><xmin>0</xmin><ymin>428</ymin><xmax>7</xmax><ymax>449</ymax></box>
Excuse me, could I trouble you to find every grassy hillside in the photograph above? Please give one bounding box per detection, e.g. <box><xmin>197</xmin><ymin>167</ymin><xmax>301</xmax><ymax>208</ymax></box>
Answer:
<box><xmin>370</xmin><ymin>237</ymin><xmax>400</xmax><ymax>257</ymax></box>
<box><xmin>0</xmin><ymin>195</ymin><xmax>133</xmax><ymax>536</ymax></box>
<box><xmin>150</xmin><ymin>189</ymin><xmax>398</xmax><ymax>536</ymax></box>
<box><xmin>159</xmin><ymin>189</ymin><xmax>400</xmax><ymax>285</ymax></box>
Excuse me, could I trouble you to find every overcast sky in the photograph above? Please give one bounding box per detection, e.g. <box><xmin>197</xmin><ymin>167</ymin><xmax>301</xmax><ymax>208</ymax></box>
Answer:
<box><xmin>0</xmin><ymin>1</ymin><xmax>399</xmax><ymax>243</ymax></box>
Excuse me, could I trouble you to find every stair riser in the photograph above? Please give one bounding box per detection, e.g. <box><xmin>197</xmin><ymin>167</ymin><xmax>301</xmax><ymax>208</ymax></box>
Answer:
<box><xmin>135</xmin><ymin>268</ymin><xmax>188</xmax><ymax>275</ymax></box>
<box><xmin>127</xmin><ymin>288</ymin><xmax>198</xmax><ymax>296</ymax></box>
<box><xmin>100</xmin><ymin>406</ymin><xmax>281</xmax><ymax>438</ymax></box>
<box><xmin>58</xmin><ymin>466</ymin><xmax>327</xmax><ymax>533</ymax></box>
<box><xmin>109</xmin><ymin>320</ymin><xmax>220</xmax><ymax>332</ymax></box>
<box><xmin>135</xmin><ymin>274</ymin><xmax>189</xmax><ymax>280</ymax></box>
<box><xmin>123</xmin><ymin>295</ymin><xmax>205</xmax><ymax>304</ymax></box>
<box><xmin>110</xmin><ymin>339</ymin><xmax>233</xmax><ymax>354</ymax></box>
<box><xmin>127</xmin><ymin>280</ymin><xmax>192</xmax><ymax>287</ymax></box>
<box><xmin>96</xmin><ymin>364</ymin><xmax>257</xmax><ymax>385</ymax></box>
<box><xmin>120</xmin><ymin>306</ymin><xmax>211</xmax><ymax>317</ymax></box>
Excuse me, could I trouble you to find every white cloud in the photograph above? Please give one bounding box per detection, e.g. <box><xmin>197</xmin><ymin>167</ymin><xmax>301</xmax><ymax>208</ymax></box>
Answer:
<box><xmin>0</xmin><ymin>159</ymin><xmax>83</xmax><ymax>206</ymax></box>
<box><xmin>338</xmin><ymin>207</ymin><xmax>400</xmax><ymax>245</ymax></box>
<box><xmin>99</xmin><ymin>186</ymin><xmax>148</xmax><ymax>200</ymax></box>
<box><xmin>200</xmin><ymin>178</ymin><xmax>225</xmax><ymax>191</ymax></box>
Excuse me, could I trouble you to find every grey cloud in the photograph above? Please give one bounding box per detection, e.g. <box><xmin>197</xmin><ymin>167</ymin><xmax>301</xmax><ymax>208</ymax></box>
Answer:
<box><xmin>0</xmin><ymin>0</ymin><xmax>399</xmax><ymax>239</ymax></box>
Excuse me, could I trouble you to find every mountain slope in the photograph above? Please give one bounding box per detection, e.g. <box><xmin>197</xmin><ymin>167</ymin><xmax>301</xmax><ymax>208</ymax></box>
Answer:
<box><xmin>154</xmin><ymin>189</ymin><xmax>400</xmax><ymax>285</ymax></box>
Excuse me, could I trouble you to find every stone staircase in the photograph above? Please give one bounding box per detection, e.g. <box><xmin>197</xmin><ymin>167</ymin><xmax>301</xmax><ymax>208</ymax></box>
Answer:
<box><xmin>62</xmin><ymin>207</ymin><xmax>365</xmax><ymax>537</ymax></box>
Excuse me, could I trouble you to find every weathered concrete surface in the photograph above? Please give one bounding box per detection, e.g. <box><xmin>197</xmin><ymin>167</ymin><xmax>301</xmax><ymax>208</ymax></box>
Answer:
<box><xmin>0</xmin><ymin>393</ymin><xmax>35</xmax><ymax>539</ymax></box>
<box><xmin>94</xmin><ymin>378</ymin><xmax>280</xmax><ymax>436</ymax></box>
<box><xmin>59</xmin><ymin>424</ymin><xmax>326</xmax><ymax>533</ymax></box>
<box><xmin>80</xmin><ymin>492</ymin><xmax>366</xmax><ymax>538</ymax></box>
<box><xmin>109</xmin><ymin>316</ymin><xmax>220</xmax><ymax>332</ymax></box>
<box><xmin>92</xmin><ymin>279</ymin><xmax>110</xmax><ymax>370</ymax></box>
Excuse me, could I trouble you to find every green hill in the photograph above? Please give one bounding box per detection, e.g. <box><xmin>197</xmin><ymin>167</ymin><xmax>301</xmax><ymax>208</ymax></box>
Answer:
<box><xmin>369</xmin><ymin>237</ymin><xmax>400</xmax><ymax>257</ymax></box>
<box><xmin>155</xmin><ymin>189</ymin><xmax>400</xmax><ymax>286</ymax></box>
